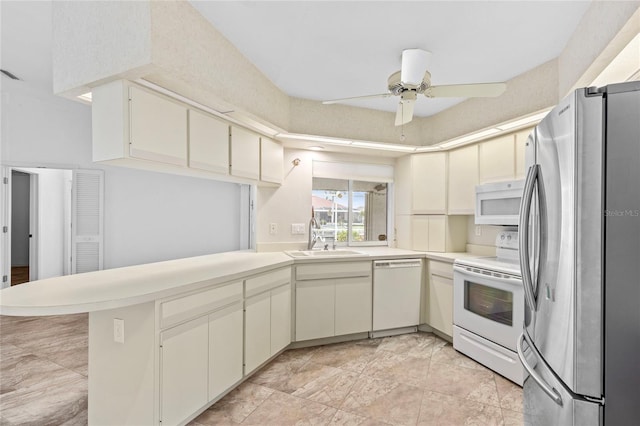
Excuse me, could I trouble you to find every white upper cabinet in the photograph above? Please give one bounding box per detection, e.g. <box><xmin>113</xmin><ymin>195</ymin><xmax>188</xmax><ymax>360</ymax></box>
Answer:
<box><xmin>410</xmin><ymin>215</ymin><xmax>466</xmax><ymax>253</ymax></box>
<box><xmin>260</xmin><ymin>137</ymin><xmax>283</xmax><ymax>185</ymax></box>
<box><xmin>411</xmin><ymin>152</ymin><xmax>447</xmax><ymax>214</ymax></box>
<box><xmin>92</xmin><ymin>80</ymin><xmax>283</xmax><ymax>186</ymax></box>
<box><xmin>447</xmin><ymin>144</ymin><xmax>479</xmax><ymax>214</ymax></box>
<box><xmin>230</xmin><ymin>126</ymin><xmax>260</xmax><ymax>180</ymax></box>
<box><xmin>479</xmin><ymin>134</ymin><xmax>516</xmax><ymax>184</ymax></box>
<box><xmin>129</xmin><ymin>86</ymin><xmax>188</xmax><ymax>166</ymax></box>
<box><xmin>188</xmin><ymin>109</ymin><xmax>229</xmax><ymax>175</ymax></box>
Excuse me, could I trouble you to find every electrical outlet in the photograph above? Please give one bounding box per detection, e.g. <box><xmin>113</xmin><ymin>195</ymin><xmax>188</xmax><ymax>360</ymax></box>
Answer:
<box><xmin>113</xmin><ymin>318</ymin><xmax>125</xmax><ymax>344</ymax></box>
<box><xmin>475</xmin><ymin>226</ymin><xmax>482</xmax><ymax>237</ymax></box>
<box><xmin>269</xmin><ymin>223</ymin><xmax>278</xmax><ymax>235</ymax></box>
<box><xmin>291</xmin><ymin>223</ymin><xmax>306</xmax><ymax>235</ymax></box>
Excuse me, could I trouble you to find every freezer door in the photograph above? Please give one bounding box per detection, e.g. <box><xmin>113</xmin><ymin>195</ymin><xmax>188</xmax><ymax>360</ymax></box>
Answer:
<box><xmin>523</xmin><ymin>88</ymin><xmax>604</xmax><ymax>398</ymax></box>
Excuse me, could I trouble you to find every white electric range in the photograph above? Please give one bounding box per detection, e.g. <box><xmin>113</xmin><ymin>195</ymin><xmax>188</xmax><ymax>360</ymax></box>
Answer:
<box><xmin>452</xmin><ymin>230</ymin><xmax>526</xmax><ymax>385</ymax></box>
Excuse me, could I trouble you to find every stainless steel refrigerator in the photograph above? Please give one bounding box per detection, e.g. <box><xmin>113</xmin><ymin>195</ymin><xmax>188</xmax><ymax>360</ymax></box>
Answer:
<box><xmin>517</xmin><ymin>80</ymin><xmax>640</xmax><ymax>425</ymax></box>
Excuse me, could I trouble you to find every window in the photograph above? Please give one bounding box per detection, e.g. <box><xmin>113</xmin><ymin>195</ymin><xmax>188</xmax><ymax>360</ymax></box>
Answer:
<box><xmin>312</xmin><ymin>177</ymin><xmax>388</xmax><ymax>245</ymax></box>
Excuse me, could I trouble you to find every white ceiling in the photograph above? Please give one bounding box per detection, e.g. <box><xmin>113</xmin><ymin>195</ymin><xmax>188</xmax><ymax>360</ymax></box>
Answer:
<box><xmin>1</xmin><ymin>1</ymin><xmax>591</xmax><ymax>120</ymax></box>
<box><xmin>190</xmin><ymin>1</ymin><xmax>591</xmax><ymax>118</ymax></box>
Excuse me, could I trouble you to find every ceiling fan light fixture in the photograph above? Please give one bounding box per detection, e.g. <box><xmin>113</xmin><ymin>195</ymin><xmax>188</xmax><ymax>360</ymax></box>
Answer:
<box><xmin>400</xmin><ymin>49</ymin><xmax>431</xmax><ymax>87</ymax></box>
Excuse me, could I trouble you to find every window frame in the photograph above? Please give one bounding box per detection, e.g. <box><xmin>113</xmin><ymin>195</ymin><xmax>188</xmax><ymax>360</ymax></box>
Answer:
<box><xmin>312</xmin><ymin>178</ymin><xmax>392</xmax><ymax>248</ymax></box>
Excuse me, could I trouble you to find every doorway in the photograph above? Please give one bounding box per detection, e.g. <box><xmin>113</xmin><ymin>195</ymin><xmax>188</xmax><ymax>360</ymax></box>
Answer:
<box><xmin>10</xmin><ymin>170</ymin><xmax>34</xmax><ymax>285</ymax></box>
<box><xmin>2</xmin><ymin>167</ymin><xmax>75</xmax><ymax>287</ymax></box>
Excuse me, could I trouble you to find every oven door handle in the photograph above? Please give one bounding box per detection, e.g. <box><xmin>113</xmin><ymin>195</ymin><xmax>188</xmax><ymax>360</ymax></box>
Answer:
<box><xmin>519</xmin><ymin>164</ymin><xmax>539</xmax><ymax>312</ymax></box>
<box><xmin>453</xmin><ymin>265</ymin><xmax>522</xmax><ymax>285</ymax></box>
<box><xmin>517</xmin><ymin>332</ymin><xmax>563</xmax><ymax>406</ymax></box>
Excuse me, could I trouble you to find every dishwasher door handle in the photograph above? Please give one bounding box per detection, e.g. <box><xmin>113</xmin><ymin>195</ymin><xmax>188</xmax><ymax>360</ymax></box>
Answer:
<box><xmin>374</xmin><ymin>260</ymin><xmax>422</xmax><ymax>269</ymax></box>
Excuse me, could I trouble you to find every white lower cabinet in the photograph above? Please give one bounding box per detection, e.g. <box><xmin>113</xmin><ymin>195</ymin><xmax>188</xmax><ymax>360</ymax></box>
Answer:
<box><xmin>270</xmin><ymin>284</ymin><xmax>292</xmax><ymax>354</ymax></box>
<box><xmin>208</xmin><ymin>303</ymin><xmax>243</xmax><ymax>399</ymax></box>
<box><xmin>243</xmin><ymin>267</ymin><xmax>292</xmax><ymax>375</ymax></box>
<box><xmin>427</xmin><ymin>260</ymin><xmax>454</xmax><ymax>337</ymax></box>
<box><xmin>295</xmin><ymin>262</ymin><xmax>372</xmax><ymax>341</ymax></box>
<box><xmin>296</xmin><ymin>279</ymin><xmax>335</xmax><ymax>341</ymax></box>
<box><xmin>160</xmin><ymin>316</ymin><xmax>209</xmax><ymax>426</ymax></box>
<box><xmin>335</xmin><ymin>277</ymin><xmax>372</xmax><ymax>336</ymax></box>
<box><xmin>244</xmin><ymin>292</ymin><xmax>272</xmax><ymax>374</ymax></box>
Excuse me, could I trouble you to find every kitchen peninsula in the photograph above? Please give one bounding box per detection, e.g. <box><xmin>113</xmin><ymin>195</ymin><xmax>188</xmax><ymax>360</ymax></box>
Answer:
<box><xmin>1</xmin><ymin>247</ymin><xmax>460</xmax><ymax>425</ymax></box>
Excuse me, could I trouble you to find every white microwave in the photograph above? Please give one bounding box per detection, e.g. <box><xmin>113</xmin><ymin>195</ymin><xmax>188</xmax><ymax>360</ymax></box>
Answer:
<box><xmin>475</xmin><ymin>180</ymin><xmax>524</xmax><ymax>225</ymax></box>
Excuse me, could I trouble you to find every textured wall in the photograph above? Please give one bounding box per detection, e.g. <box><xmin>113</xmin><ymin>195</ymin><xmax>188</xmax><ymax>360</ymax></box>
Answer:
<box><xmin>559</xmin><ymin>1</ymin><xmax>640</xmax><ymax>97</ymax></box>
<box><xmin>51</xmin><ymin>1</ymin><xmax>639</xmax><ymax>147</ymax></box>
<box><xmin>52</xmin><ymin>1</ymin><xmax>153</xmax><ymax>96</ymax></box>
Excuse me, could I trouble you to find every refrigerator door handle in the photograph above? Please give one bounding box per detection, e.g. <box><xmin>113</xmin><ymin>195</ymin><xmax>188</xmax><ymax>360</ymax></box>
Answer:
<box><xmin>517</xmin><ymin>332</ymin><xmax>563</xmax><ymax>406</ymax></box>
<box><xmin>519</xmin><ymin>164</ymin><xmax>539</xmax><ymax>311</ymax></box>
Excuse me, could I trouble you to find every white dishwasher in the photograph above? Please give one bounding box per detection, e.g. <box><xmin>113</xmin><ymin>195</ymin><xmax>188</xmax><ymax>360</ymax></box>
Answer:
<box><xmin>372</xmin><ymin>259</ymin><xmax>422</xmax><ymax>336</ymax></box>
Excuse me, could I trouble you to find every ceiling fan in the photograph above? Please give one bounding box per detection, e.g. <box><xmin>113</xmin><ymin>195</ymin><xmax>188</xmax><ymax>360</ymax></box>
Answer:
<box><xmin>322</xmin><ymin>49</ymin><xmax>507</xmax><ymax>126</ymax></box>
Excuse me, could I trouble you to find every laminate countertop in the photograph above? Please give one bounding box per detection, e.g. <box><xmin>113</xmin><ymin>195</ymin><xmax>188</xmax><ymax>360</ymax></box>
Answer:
<box><xmin>0</xmin><ymin>248</ymin><xmax>483</xmax><ymax>316</ymax></box>
<box><xmin>0</xmin><ymin>251</ymin><xmax>292</xmax><ymax>316</ymax></box>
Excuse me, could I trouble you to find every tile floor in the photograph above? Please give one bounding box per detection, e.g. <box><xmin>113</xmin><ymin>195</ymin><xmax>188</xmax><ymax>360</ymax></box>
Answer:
<box><xmin>0</xmin><ymin>314</ymin><xmax>524</xmax><ymax>425</ymax></box>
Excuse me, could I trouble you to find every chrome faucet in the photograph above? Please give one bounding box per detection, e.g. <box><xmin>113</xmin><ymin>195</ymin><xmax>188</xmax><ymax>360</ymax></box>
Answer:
<box><xmin>307</xmin><ymin>215</ymin><xmax>321</xmax><ymax>250</ymax></box>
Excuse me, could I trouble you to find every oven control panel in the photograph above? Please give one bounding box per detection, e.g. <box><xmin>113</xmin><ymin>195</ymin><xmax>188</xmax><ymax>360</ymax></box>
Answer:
<box><xmin>495</xmin><ymin>230</ymin><xmax>519</xmax><ymax>250</ymax></box>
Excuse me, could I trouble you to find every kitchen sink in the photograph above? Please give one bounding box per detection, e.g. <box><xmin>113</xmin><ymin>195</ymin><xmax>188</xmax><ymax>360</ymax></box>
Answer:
<box><xmin>286</xmin><ymin>250</ymin><xmax>368</xmax><ymax>258</ymax></box>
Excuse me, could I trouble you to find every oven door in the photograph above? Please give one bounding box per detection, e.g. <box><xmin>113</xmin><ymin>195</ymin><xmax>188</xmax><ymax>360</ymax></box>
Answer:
<box><xmin>453</xmin><ymin>265</ymin><xmax>523</xmax><ymax>351</ymax></box>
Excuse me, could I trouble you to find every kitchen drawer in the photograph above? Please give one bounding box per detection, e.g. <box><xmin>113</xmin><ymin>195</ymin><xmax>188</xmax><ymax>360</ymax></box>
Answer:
<box><xmin>296</xmin><ymin>262</ymin><xmax>371</xmax><ymax>281</ymax></box>
<box><xmin>428</xmin><ymin>260</ymin><xmax>454</xmax><ymax>279</ymax></box>
<box><xmin>160</xmin><ymin>281</ymin><xmax>242</xmax><ymax>329</ymax></box>
<box><xmin>245</xmin><ymin>267</ymin><xmax>291</xmax><ymax>298</ymax></box>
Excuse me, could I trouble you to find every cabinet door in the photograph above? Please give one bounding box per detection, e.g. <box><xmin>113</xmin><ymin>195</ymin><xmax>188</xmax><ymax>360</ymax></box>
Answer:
<box><xmin>189</xmin><ymin>109</ymin><xmax>229</xmax><ymax>174</ymax></box>
<box><xmin>394</xmin><ymin>214</ymin><xmax>412</xmax><ymax>249</ymax></box>
<box><xmin>515</xmin><ymin>128</ymin><xmax>533</xmax><ymax>179</ymax></box>
<box><xmin>411</xmin><ymin>153</ymin><xmax>447</xmax><ymax>214</ymax></box>
<box><xmin>209</xmin><ymin>303</ymin><xmax>243</xmax><ymax>400</ymax></box>
<box><xmin>335</xmin><ymin>276</ymin><xmax>372</xmax><ymax>336</ymax></box>
<box><xmin>411</xmin><ymin>215</ymin><xmax>429</xmax><ymax>251</ymax></box>
<box><xmin>479</xmin><ymin>134</ymin><xmax>515</xmax><ymax>184</ymax></box>
<box><xmin>429</xmin><ymin>273</ymin><xmax>454</xmax><ymax>337</ymax></box>
<box><xmin>244</xmin><ymin>292</ymin><xmax>271</xmax><ymax>374</ymax></box>
<box><xmin>448</xmin><ymin>145</ymin><xmax>479</xmax><ymax>214</ymax></box>
<box><xmin>270</xmin><ymin>284</ymin><xmax>291</xmax><ymax>355</ymax></box>
<box><xmin>160</xmin><ymin>316</ymin><xmax>208</xmax><ymax>426</ymax></box>
<box><xmin>129</xmin><ymin>86</ymin><xmax>187</xmax><ymax>166</ymax></box>
<box><xmin>230</xmin><ymin>126</ymin><xmax>260</xmax><ymax>180</ymax></box>
<box><xmin>427</xmin><ymin>215</ymin><xmax>446</xmax><ymax>252</ymax></box>
<box><xmin>260</xmin><ymin>137</ymin><xmax>284</xmax><ymax>184</ymax></box>
<box><xmin>295</xmin><ymin>279</ymin><xmax>335</xmax><ymax>341</ymax></box>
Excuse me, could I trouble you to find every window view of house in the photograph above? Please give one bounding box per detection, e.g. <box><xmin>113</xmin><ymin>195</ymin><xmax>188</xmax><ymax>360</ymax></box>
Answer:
<box><xmin>312</xmin><ymin>177</ymin><xmax>387</xmax><ymax>244</ymax></box>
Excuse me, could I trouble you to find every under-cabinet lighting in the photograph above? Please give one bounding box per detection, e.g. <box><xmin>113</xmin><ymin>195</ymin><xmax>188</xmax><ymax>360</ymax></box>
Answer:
<box><xmin>440</xmin><ymin>128</ymin><xmax>501</xmax><ymax>149</ymax></box>
<box><xmin>414</xmin><ymin>146</ymin><xmax>443</xmax><ymax>152</ymax></box>
<box><xmin>77</xmin><ymin>92</ymin><xmax>92</xmax><ymax>103</ymax></box>
<box><xmin>276</xmin><ymin>133</ymin><xmax>353</xmax><ymax>145</ymax></box>
<box><xmin>495</xmin><ymin>111</ymin><xmax>549</xmax><ymax>131</ymax></box>
<box><xmin>351</xmin><ymin>141</ymin><xmax>417</xmax><ymax>152</ymax></box>
<box><xmin>309</xmin><ymin>146</ymin><xmax>325</xmax><ymax>151</ymax></box>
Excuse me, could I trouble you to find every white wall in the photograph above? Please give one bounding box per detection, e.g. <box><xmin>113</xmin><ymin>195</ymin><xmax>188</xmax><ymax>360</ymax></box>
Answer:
<box><xmin>256</xmin><ymin>149</ymin><xmax>314</xmax><ymax>251</ymax></box>
<box><xmin>1</xmin><ymin>78</ymin><xmax>243</xmax><ymax>271</ymax></box>
<box><xmin>102</xmin><ymin>165</ymin><xmax>242</xmax><ymax>268</ymax></box>
<box><xmin>256</xmin><ymin>148</ymin><xmax>395</xmax><ymax>251</ymax></box>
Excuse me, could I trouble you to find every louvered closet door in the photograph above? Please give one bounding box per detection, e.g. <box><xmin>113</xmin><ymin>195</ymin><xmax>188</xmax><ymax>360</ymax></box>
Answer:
<box><xmin>72</xmin><ymin>170</ymin><xmax>104</xmax><ymax>273</ymax></box>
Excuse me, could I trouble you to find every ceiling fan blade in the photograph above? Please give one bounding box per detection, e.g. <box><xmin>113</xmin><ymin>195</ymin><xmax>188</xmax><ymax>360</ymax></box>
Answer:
<box><xmin>394</xmin><ymin>99</ymin><xmax>415</xmax><ymax>126</ymax></box>
<box><xmin>428</xmin><ymin>82</ymin><xmax>506</xmax><ymax>98</ymax></box>
<box><xmin>322</xmin><ymin>92</ymin><xmax>392</xmax><ymax>105</ymax></box>
<box><xmin>401</xmin><ymin>49</ymin><xmax>431</xmax><ymax>88</ymax></box>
